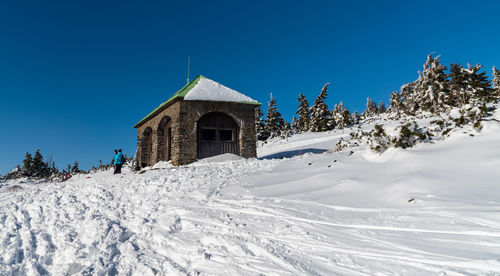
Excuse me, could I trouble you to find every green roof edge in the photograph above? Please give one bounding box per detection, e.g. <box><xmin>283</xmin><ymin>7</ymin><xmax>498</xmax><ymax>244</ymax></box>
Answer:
<box><xmin>133</xmin><ymin>75</ymin><xmax>261</xmax><ymax>128</ymax></box>
<box><xmin>133</xmin><ymin>76</ymin><xmax>203</xmax><ymax>128</ymax></box>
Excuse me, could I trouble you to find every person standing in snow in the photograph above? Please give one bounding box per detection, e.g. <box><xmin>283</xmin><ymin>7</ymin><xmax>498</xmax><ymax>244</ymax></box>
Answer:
<box><xmin>113</xmin><ymin>149</ymin><xmax>125</xmax><ymax>174</ymax></box>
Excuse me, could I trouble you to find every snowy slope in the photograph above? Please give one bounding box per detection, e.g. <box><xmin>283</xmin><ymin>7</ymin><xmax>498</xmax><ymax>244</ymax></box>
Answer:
<box><xmin>1</xmin><ymin>111</ymin><xmax>500</xmax><ymax>275</ymax></box>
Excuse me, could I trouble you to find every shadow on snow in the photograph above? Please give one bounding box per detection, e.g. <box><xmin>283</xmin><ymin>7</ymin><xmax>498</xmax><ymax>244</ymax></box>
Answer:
<box><xmin>259</xmin><ymin>148</ymin><xmax>328</xmax><ymax>160</ymax></box>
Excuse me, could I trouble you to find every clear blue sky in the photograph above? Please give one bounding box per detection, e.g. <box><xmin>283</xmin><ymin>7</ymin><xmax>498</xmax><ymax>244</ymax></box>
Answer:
<box><xmin>1</xmin><ymin>0</ymin><xmax>499</xmax><ymax>174</ymax></box>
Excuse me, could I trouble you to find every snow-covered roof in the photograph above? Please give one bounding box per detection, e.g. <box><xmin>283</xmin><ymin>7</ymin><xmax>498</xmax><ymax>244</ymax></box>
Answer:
<box><xmin>134</xmin><ymin>75</ymin><xmax>260</xmax><ymax>128</ymax></box>
<box><xmin>184</xmin><ymin>77</ymin><xmax>258</xmax><ymax>103</ymax></box>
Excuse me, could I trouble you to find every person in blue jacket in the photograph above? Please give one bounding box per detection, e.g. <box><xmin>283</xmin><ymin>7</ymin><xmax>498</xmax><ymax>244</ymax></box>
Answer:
<box><xmin>113</xmin><ymin>149</ymin><xmax>125</xmax><ymax>174</ymax></box>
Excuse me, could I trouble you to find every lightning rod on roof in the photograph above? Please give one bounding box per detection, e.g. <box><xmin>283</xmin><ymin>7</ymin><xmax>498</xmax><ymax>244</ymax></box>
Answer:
<box><xmin>187</xmin><ymin>56</ymin><xmax>191</xmax><ymax>84</ymax></box>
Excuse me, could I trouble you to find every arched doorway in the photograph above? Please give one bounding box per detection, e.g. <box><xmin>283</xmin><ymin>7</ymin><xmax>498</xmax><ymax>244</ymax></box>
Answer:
<box><xmin>141</xmin><ymin>127</ymin><xmax>153</xmax><ymax>167</ymax></box>
<box><xmin>157</xmin><ymin>116</ymin><xmax>172</xmax><ymax>162</ymax></box>
<box><xmin>197</xmin><ymin>112</ymin><xmax>239</xmax><ymax>159</ymax></box>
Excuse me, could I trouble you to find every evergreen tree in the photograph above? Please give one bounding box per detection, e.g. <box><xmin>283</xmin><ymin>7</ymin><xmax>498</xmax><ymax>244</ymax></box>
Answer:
<box><xmin>388</xmin><ymin>91</ymin><xmax>402</xmax><ymax>113</ymax></box>
<box><xmin>378</xmin><ymin>102</ymin><xmax>386</xmax><ymax>113</ymax></box>
<box><xmin>414</xmin><ymin>54</ymin><xmax>448</xmax><ymax>112</ymax></box>
<box><xmin>265</xmin><ymin>93</ymin><xmax>285</xmax><ymax>138</ymax></box>
<box><xmin>291</xmin><ymin>116</ymin><xmax>300</xmax><ymax>133</ymax></box>
<box><xmin>255</xmin><ymin>105</ymin><xmax>268</xmax><ymax>141</ymax></box>
<box><xmin>32</xmin><ymin>149</ymin><xmax>45</xmax><ymax>177</ymax></box>
<box><xmin>493</xmin><ymin>66</ymin><xmax>500</xmax><ymax>91</ymax></box>
<box><xmin>493</xmin><ymin>66</ymin><xmax>500</xmax><ymax>99</ymax></box>
<box><xmin>448</xmin><ymin>63</ymin><xmax>467</xmax><ymax>106</ymax></box>
<box><xmin>466</xmin><ymin>64</ymin><xmax>494</xmax><ymax>103</ymax></box>
<box><xmin>400</xmin><ymin>81</ymin><xmax>418</xmax><ymax>114</ymax></box>
<box><xmin>281</xmin><ymin>121</ymin><xmax>292</xmax><ymax>138</ymax></box>
<box><xmin>72</xmin><ymin>161</ymin><xmax>80</xmax><ymax>173</ymax></box>
<box><xmin>331</xmin><ymin>103</ymin><xmax>341</xmax><ymax>129</ymax></box>
<box><xmin>339</xmin><ymin>104</ymin><xmax>352</xmax><ymax>129</ymax></box>
<box><xmin>49</xmin><ymin>161</ymin><xmax>58</xmax><ymax>177</ymax></box>
<box><xmin>310</xmin><ymin>83</ymin><xmax>331</xmax><ymax>132</ymax></box>
<box><xmin>450</xmin><ymin>63</ymin><xmax>493</xmax><ymax>105</ymax></box>
<box><xmin>362</xmin><ymin>97</ymin><xmax>378</xmax><ymax>118</ymax></box>
<box><xmin>352</xmin><ymin>111</ymin><xmax>361</xmax><ymax>124</ymax></box>
<box><xmin>22</xmin><ymin>152</ymin><xmax>32</xmax><ymax>176</ymax></box>
<box><xmin>295</xmin><ymin>93</ymin><xmax>310</xmax><ymax>132</ymax></box>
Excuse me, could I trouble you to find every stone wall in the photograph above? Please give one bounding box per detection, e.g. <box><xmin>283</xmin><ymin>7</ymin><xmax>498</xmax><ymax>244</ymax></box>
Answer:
<box><xmin>135</xmin><ymin>100</ymin><xmax>181</xmax><ymax>167</ymax></box>
<box><xmin>135</xmin><ymin>99</ymin><xmax>258</xmax><ymax>167</ymax></box>
<box><xmin>176</xmin><ymin>101</ymin><xmax>258</xmax><ymax>165</ymax></box>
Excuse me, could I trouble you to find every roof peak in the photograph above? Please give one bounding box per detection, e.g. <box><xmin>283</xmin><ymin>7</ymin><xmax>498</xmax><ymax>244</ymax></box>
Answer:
<box><xmin>133</xmin><ymin>75</ymin><xmax>260</xmax><ymax>128</ymax></box>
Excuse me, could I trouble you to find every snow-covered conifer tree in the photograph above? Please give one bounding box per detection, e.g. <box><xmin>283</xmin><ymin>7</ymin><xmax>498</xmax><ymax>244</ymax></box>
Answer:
<box><xmin>414</xmin><ymin>54</ymin><xmax>448</xmax><ymax>112</ymax></box>
<box><xmin>291</xmin><ymin>116</ymin><xmax>300</xmax><ymax>133</ymax></box>
<box><xmin>255</xmin><ymin>105</ymin><xmax>268</xmax><ymax>141</ymax></box>
<box><xmin>362</xmin><ymin>97</ymin><xmax>378</xmax><ymax>118</ymax></box>
<box><xmin>281</xmin><ymin>121</ymin><xmax>292</xmax><ymax>138</ymax></box>
<box><xmin>295</xmin><ymin>93</ymin><xmax>310</xmax><ymax>132</ymax></box>
<box><xmin>493</xmin><ymin>66</ymin><xmax>500</xmax><ymax>91</ymax></box>
<box><xmin>352</xmin><ymin>111</ymin><xmax>361</xmax><ymax>124</ymax></box>
<box><xmin>493</xmin><ymin>66</ymin><xmax>500</xmax><ymax>99</ymax></box>
<box><xmin>378</xmin><ymin>102</ymin><xmax>386</xmax><ymax>113</ymax></box>
<box><xmin>32</xmin><ymin>149</ymin><xmax>46</xmax><ymax>177</ymax></box>
<box><xmin>331</xmin><ymin>103</ymin><xmax>341</xmax><ymax>128</ymax></box>
<box><xmin>22</xmin><ymin>152</ymin><xmax>32</xmax><ymax>176</ymax></box>
<box><xmin>448</xmin><ymin>63</ymin><xmax>467</xmax><ymax>106</ymax></box>
<box><xmin>72</xmin><ymin>161</ymin><xmax>80</xmax><ymax>174</ymax></box>
<box><xmin>388</xmin><ymin>91</ymin><xmax>402</xmax><ymax>113</ymax></box>
<box><xmin>265</xmin><ymin>93</ymin><xmax>285</xmax><ymax>138</ymax></box>
<box><xmin>400</xmin><ymin>81</ymin><xmax>417</xmax><ymax>114</ymax></box>
<box><xmin>310</xmin><ymin>83</ymin><xmax>331</xmax><ymax>132</ymax></box>
<box><xmin>450</xmin><ymin>63</ymin><xmax>493</xmax><ymax>105</ymax></box>
<box><xmin>339</xmin><ymin>104</ymin><xmax>352</xmax><ymax>129</ymax></box>
<box><xmin>466</xmin><ymin>64</ymin><xmax>493</xmax><ymax>103</ymax></box>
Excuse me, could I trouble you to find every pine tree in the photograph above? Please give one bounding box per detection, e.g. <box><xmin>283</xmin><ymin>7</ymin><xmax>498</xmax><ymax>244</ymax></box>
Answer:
<box><xmin>331</xmin><ymin>103</ymin><xmax>341</xmax><ymax>129</ymax></box>
<box><xmin>467</xmin><ymin>64</ymin><xmax>493</xmax><ymax>103</ymax></box>
<box><xmin>295</xmin><ymin>93</ymin><xmax>310</xmax><ymax>132</ymax></box>
<box><xmin>400</xmin><ymin>81</ymin><xmax>418</xmax><ymax>114</ymax></box>
<box><xmin>255</xmin><ymin>105</ymin><xmax>268</xmax><ymax>141</ymax></box>
<box><xmin>265</xmin><ymin>93</ymin><xmax>285</xmax><ymax>138</ymax></box>
<box><xmin>388</xmin><ymin>91</ymin><xmax>402</xmax><ymax>113</ymax></box>
<box><xmin>448</xmin><ymin>63</ymin><xmax>467</xmax><ymax>106</ymax></box>
<box><xmin>291</xmin><ymin>116</ymin><xmax>300</xmax><ymax>133</ymax></box>
<box><xmin>450</xmin><ymin>63</ymin><xmax>493</xmax><ymax>105</ymax></box>
<box><xmin>362</xmin><ymin>97</ymin><xmax>378</xmax><ymax>118</ymax></box>
<box><xmin>22</xmin><ymin>152</ymin><xmax>33</xmax><ymax>176</ymax></box>
<box><xmin>378</xmin><ymin>102</ymin><xmax>386</xmax><ymax>113</ymax></box>
<box><xmin>414</xmin><ymin>54</ymin><xmax>448</xmax><ymax>112</ymax></box>
<box><xmin>32</xmin><ymin>149</ymin><xmax>45</xmax><ymax>177</ymax></box>
<box><xmin>281</xmin><ymin>121</ymin><xmax>292</xmax><ymax>138</ymax></box>
<box><xmin>339</xmin><ymin>104</ymin><xmax>352</xmax><ymax>129</ymax></box>
<box><xmin>493</xmin><ymin>66</ymin><xmax>500</xmax><ymax>99</ymax></box>
<box><xmin>71</xmin><ymin>161</ymin><xmax>80</xmax><ymax>173</ymax></box>
<box><xmin>310</xmin><ymin>83</ymin><xmax>331</xmax><ymax>132</ymax></box>
<box><xmin>352</xmin><ymin>111</ymin><xmax>361</xmax><ymax>124</ymax></box>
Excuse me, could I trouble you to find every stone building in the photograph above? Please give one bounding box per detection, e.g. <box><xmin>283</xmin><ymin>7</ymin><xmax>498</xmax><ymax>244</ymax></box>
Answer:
<box><xmin>133</xmin><ymin>75</ymin><xmax>260</xmax><ymax>167</ymax></box>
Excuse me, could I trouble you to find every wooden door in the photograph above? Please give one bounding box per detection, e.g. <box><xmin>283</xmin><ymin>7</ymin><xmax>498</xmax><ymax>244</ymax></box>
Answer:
<box><xmin>197</xmin><ymin>112</ymin><xmax>239</xmax><ymax>159</ymax></box>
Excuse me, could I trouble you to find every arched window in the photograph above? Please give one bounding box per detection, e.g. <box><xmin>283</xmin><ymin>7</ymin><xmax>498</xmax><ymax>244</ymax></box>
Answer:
<box><xmin>157</xmin><ymin>116</ymin><xmax>172</xmax><ymax>162</ymax></box>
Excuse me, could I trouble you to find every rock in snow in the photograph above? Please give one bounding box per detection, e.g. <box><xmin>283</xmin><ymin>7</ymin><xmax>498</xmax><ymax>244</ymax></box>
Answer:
<box><xmin>1</xmin><ymin>114</ymin><xmax>500</xmax><ymax>275</ymax></box>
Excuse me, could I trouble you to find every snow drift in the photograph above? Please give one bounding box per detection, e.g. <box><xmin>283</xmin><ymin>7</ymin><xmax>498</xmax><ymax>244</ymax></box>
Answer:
<box><xmin>1</xmin><ymin>111</ymin><xmax>500</xmax><ymax>275</ymax></box>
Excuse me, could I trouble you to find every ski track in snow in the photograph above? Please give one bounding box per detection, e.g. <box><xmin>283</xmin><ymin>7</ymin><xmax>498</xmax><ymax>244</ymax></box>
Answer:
<box><xmin>2</xmin><ymin>117</ymin><xmax>500</xmax><ymax>275</ymax></box>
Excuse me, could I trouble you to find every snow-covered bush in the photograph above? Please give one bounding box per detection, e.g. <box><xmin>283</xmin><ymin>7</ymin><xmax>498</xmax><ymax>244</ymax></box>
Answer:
<box><xmin>392</xmin><ymin>122</ymin><xmax>432</xmax><ymax>149</ymax></box>
<box><xmin>366</xmin><ymin>125</ymin><xmax>391</xmax><ymax>153</ymax></box>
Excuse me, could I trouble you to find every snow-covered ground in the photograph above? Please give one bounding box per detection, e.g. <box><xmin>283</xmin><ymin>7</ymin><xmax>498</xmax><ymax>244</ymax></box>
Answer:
<box><xmin>1</xmin><ymin>110</ymin><xmax>500</xmax><ymax>275</ymax></box>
